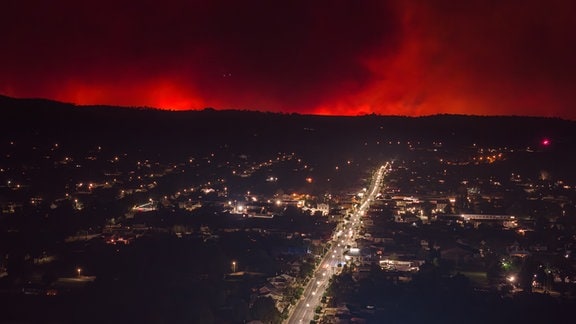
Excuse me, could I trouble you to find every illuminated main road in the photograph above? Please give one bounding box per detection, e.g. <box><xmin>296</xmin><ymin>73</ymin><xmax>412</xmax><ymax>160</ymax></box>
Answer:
<box><xmin>286</xmin><ymin>163</ymin><xmax>389</xmax><ymax>324</ymax></box>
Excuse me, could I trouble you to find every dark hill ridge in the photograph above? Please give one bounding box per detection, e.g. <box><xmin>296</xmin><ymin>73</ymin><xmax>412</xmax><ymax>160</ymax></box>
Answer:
<box><xmin>1</xmin><ymin>95</ymin><xmax>575</xmax><ymax>157</ymax></box>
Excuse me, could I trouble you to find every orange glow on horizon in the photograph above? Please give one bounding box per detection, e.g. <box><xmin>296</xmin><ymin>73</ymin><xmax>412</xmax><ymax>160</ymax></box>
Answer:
<box><xmin>49</xmin><ymin>79</ymin><xmax>206</xmax><ymax>110</ymax></box>
<box><xmin>1</xmin><ymin>0</ymin><xmax>574</xmax><ymax>119</ymax></box>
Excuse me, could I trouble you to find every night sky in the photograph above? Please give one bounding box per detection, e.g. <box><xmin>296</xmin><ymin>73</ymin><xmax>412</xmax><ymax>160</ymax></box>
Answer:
<box><xmin>1</xmin><ymin>0</ymin><xmax>575</xmax><ymax>118</ymax></box>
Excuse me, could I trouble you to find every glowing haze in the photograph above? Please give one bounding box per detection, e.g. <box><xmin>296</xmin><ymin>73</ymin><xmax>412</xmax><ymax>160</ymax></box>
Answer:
<box><xmin>1</xmin><ymin>0</ymin><xmax>575</xmax><ymax>118</ymax></box>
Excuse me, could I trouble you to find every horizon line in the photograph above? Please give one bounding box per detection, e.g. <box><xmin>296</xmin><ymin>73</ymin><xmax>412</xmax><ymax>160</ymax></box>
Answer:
<box><xmin>0</xmin><ymin>93</ymin><xmax>572</xmax><ymax>121</ymax></box>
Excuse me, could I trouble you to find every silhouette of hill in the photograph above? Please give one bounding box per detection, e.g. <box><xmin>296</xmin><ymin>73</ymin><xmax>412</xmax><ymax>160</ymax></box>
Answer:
<box><xmin>1</xmin><ymin>95</ymin><xmax>575</xmax><ymax>161</ymax></box>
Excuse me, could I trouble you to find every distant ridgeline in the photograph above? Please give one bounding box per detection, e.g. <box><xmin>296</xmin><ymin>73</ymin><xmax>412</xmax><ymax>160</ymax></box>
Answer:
<box><xmin>1</xmin><ymin>94</ymin><xmax>575</xmax><ymax>161</ymax></box>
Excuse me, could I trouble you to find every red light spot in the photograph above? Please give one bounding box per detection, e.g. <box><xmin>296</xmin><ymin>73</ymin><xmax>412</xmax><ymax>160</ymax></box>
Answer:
<box><xmin>542</xmin><ymin>139</ymin><xmax>550</xmax><ymax>146</ymax></box>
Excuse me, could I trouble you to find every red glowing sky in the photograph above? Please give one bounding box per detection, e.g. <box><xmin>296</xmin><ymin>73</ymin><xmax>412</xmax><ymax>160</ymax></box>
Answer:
<box><xmin>1</xmin><ymin>0</ymin><xmax>575</xmax><ymax>118</ymax></box>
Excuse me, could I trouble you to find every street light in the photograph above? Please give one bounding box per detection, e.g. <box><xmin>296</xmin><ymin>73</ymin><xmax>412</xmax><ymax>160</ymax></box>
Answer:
<box><xmin>232</xmin><ymin>261</ymin><xmax>237</xmax><ymax>273</ymax></box>
<box><xmin>77</xmin><ymin>268</ymin><xmax>82</xmax><ymax>277</ymax></box>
